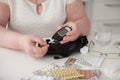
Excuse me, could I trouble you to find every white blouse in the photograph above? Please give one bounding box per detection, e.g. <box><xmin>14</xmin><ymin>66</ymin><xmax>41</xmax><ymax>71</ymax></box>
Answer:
<box><xmin>0</xmin><ymin>0</ymin><xmax>75</xmax><ymax>38</ymax></box>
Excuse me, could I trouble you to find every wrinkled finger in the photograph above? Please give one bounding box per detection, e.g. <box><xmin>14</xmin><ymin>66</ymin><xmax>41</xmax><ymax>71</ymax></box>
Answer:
<box><xmin>33</xmin><ymin>48</ymin><xmax>44</xmax><ymax>58</ymax></box>
<box><xmin>63</xmin><ymin>35</ymin><xmax>77</xmax><ymax>41</ymax></box>
<box><xmin>56</xmin><ymin>25</ymin><xmax>64</xmax><ymax>31</ymax></box>
<box><xmin>60</xmin><ymin>40</ymin><xmax>69</xmax><ymax>44</ymax></box>
<box><xmin>66</xmin><ymin>31</ymin><xmax>76</xmax><ymax>36</ymax></box>
<box><xmin>40</xmin><ymin>45</ymin><xmax>49</xmax><ymax>53</ymax></box>
<box><xmin>33</xmin><ymin>45</ymin><xmax>49</xmax><ymax>58</ymax></box>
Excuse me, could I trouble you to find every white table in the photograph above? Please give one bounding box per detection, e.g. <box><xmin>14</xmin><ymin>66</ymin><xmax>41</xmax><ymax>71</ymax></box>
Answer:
<box><xmin>0</xmin><ymin>35</ymin><xmax>120</xmax><ymax>80</ymax></box>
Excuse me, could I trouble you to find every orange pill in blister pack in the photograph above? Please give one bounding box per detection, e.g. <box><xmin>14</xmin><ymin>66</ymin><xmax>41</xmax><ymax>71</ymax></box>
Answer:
<box><xmin>79</xmin><ymin>69</ymin><xmax>101</xmax><ymax>79</ymax></box>
<box><xmin>65</xmin><ymin>58</ymin><xmax>76</xmax><ymax>65</ymax></box>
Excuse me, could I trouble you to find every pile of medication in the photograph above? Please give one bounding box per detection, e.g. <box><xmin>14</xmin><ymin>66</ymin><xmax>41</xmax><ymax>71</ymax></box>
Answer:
<box><xmin>22</xmin><ymin>58</ymin><xmax>101</xmax><ymax>80</ymax></box>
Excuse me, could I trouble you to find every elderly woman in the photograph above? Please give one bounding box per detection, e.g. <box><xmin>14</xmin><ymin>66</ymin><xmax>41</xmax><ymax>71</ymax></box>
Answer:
<box><xmin>0</xmin><ymin>0</ymin><xmax>90</xmax><ymax>57</ymax></box>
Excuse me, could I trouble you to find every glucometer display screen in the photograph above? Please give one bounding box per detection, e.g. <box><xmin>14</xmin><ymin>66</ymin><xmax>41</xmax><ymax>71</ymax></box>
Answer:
<box><xmin>58</xmin><ymin>28</ymin><xmax>69</xmax><ymax>37</ymax></box>
<box><xmin>52</xmin><ymin>26</ymin><xmax>72</xmax><ymax>42</ymax></box>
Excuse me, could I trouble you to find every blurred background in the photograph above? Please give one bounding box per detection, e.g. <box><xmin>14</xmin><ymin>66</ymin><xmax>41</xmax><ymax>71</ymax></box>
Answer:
<box><xmin>82</xmin><ymin>0</ymin><xmax>120</xmax><ymax>35</ymax></box>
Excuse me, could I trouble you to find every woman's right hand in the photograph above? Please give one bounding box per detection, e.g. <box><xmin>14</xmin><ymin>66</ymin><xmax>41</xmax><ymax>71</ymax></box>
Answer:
<box><xmin>18</xmin><ymin>35</ymin><xmax>49</xmax><ymax>58</ymax></box>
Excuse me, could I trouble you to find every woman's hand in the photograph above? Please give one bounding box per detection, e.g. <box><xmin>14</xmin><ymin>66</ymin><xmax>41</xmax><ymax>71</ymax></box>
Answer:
<box><xmin>57</xmin><ymin>22</ymin><xmax>81</xmax><ymax>44</ymax></box>
<box><xmin>18</xmin><ymin>35</ymin><xmax>49</xmax><ymax>58</ymax></box>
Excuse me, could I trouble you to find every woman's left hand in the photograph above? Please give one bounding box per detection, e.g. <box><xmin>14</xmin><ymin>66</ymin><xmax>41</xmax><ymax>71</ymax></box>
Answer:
<box><xmin>57</xmin><ymin>22</ymin><xmax>81</xmax><ymax>44</ymax></box>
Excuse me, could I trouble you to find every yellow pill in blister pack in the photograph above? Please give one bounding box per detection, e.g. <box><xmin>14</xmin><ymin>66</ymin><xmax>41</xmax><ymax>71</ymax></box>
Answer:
<box><xmin>52</xmin><ymin>67</ymin><xmax>83</xmax><ymax>80</ymax></box>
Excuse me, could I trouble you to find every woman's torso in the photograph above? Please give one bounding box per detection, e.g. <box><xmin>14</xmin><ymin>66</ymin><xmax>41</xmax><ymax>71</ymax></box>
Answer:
<box><xmin>0</xmin><ymin>0</ymin><xmax>75</xmax><ymax>38</ymax></box>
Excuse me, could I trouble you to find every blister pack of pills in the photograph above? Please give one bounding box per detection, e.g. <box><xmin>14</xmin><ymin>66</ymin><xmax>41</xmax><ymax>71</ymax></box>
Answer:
<box><xmin>21</xmin><ymin>58</ymin><xmax>101</xmax><ymax>80</ymax></box>
<box><xmin>21</xmin><ymin>63</ymin><xmax>58</xmax><ymax>80</ymax></box>
<box><xmin>22</xmin><ymin>64</ymin><xmax>83</xmax><ymax>80</ymax></box>
<box><xmin>79</xmin><ymin>69</ymin><xmax>101</xmax><ymax>79</ymax></box>
<box><xmin>65</xmin><ymin>58</ymin><xmax>92</xmax><ymax>67</ymax></box>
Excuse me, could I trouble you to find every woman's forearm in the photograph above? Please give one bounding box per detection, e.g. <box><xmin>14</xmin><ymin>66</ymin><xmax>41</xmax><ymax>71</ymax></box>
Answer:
<box><xmin>0</xmin><ymin>3</ymin><xmax>21</xmax><ymax>50</ymax></box>
<box><xmin>75</xmin><ymin>16</ymin><xmax>90</xmax><ymax>36</ymax></box>
<box><xmin>66</xmin><ymin>0</ymin><xmax>90</xmax><ymax>36</ymax></box>
<box><xmin>0</xmin><ymin>25</ymin><xmax>22</xmax><ymax>50</ymax></box>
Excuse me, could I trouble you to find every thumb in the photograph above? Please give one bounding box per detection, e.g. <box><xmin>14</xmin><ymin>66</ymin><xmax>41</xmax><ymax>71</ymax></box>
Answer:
<box><xmin>56</xmin><ymin>25</ymin><xmax>64</xmax><ymax>32</ymax></box>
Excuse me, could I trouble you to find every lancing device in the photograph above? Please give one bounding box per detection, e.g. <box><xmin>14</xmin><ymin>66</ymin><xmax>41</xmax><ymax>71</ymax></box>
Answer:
<box><xmin>36</xmin><ymin>26</ymin><xmax>72</xmax><ymax>47</ymax></box>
